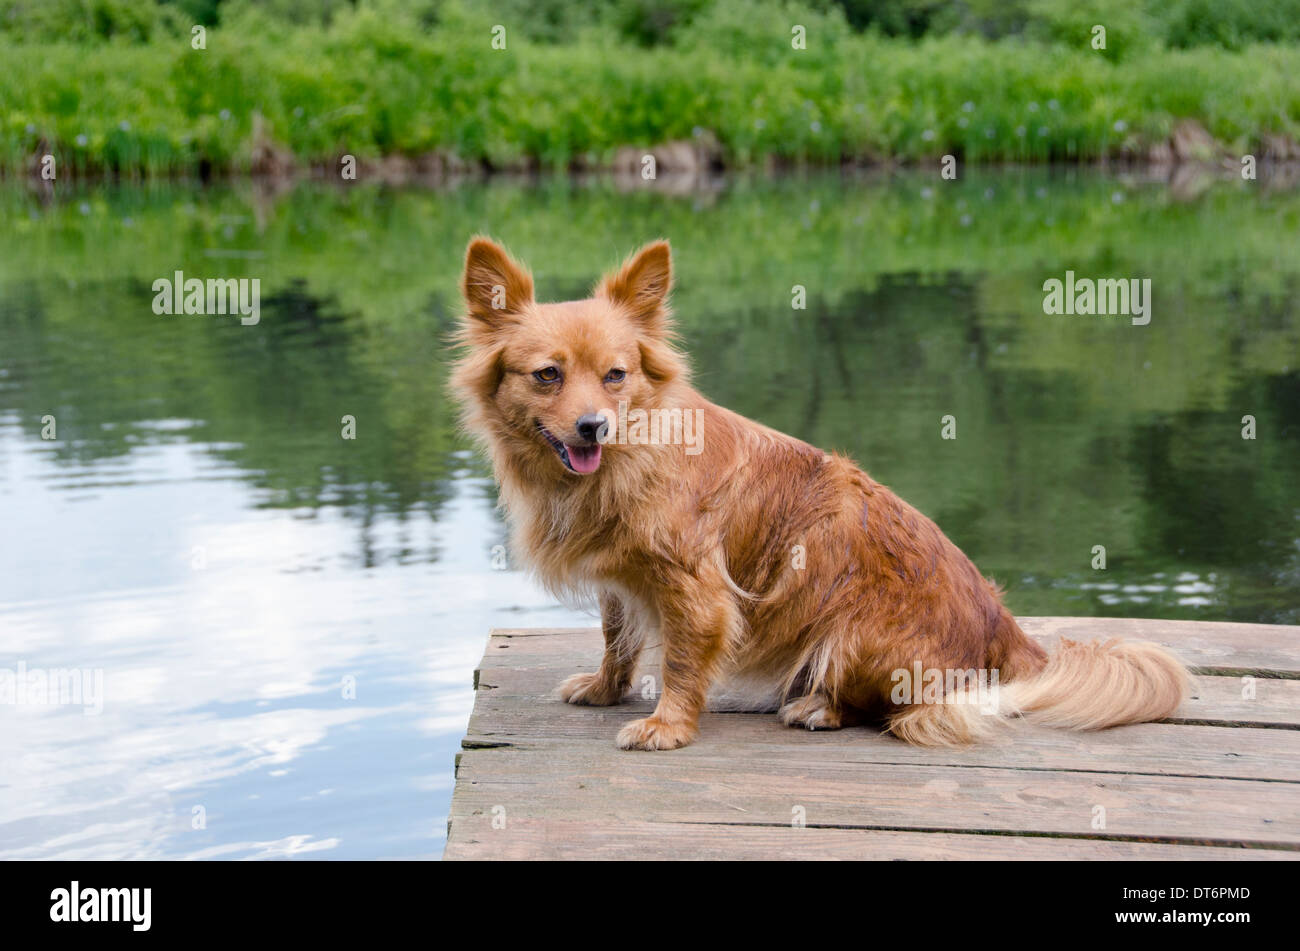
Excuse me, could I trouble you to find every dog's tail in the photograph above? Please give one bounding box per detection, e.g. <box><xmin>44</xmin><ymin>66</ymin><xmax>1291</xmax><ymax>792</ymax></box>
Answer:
<box><xmin>887</xmin><ymin>637</ymin><xmax>1191</xmax><ymax>747</ymax></box>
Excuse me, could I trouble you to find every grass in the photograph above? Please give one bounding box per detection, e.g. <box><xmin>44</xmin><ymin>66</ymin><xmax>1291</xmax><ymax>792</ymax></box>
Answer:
<box><xmin>1</xmin><ymin>2</ymin><xmax>1298</xmax><ymax>177</ymax></box>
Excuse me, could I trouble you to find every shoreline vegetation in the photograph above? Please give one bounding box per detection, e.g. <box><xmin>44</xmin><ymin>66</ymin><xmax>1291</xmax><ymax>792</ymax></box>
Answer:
<box><xmin>2</xmin><ymin>0</ymin><xmax>1300</xmax><ymax>180</ymax></box>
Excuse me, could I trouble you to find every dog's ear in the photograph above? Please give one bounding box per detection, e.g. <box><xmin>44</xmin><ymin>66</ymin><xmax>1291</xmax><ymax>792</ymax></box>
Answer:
<box><xmin>596</xmin><ymin>240</ymin><xmax>672</xmax><ymax>337</ymax></box>
<box><xmin>460</xmin><ymin>237</ymin><xmax>534</xmax><ymax>339</ymax></box>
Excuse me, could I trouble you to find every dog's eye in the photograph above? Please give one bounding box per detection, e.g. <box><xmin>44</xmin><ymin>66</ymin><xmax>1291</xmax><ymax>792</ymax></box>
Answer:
<box><xmin>605</xmin><ymin>369</ymin><xmax>626</xmax><ymax>383</ymax></box>
<box><xmin>533</xmin><ymin>367</ymin><xmax>560</xmax><ymax>383</ymax></box>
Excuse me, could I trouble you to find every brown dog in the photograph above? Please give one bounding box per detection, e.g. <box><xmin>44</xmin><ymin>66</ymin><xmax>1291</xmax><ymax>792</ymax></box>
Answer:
<box><xmin>451</xmin><ymin>237</ymin><xmax>1189</xmax><ymax>750</ymax></box>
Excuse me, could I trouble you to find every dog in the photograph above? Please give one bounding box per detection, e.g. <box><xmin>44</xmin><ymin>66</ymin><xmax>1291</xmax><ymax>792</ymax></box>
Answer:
<box><xmin>450</xmin><ymin>237</ymin><xmax>1190</xmax><ymax>750</ymax></box>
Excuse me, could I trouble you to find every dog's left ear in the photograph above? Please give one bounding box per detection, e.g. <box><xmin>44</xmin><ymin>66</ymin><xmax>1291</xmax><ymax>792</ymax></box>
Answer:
<box><xmin>597</xmin><ymin>240</ymin><xmax>672</xmax><ymax>337</ymax></box>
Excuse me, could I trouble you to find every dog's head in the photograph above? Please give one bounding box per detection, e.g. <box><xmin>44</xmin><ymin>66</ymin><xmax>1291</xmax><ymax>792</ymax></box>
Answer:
<box><xmin>450</xmin><ymin>237</ymin><xmax>687</xmax><ymax>478</ymax></box>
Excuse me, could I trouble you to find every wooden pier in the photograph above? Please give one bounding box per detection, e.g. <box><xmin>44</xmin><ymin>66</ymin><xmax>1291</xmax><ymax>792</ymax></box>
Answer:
<box><xmin>444</xmin><ymin>617</ymin><xmax>1300</xmax><ymax>860</ymax></box>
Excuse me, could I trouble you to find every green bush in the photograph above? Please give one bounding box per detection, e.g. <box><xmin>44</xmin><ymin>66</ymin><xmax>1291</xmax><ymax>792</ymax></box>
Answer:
<box><xmin>1021</xmin><ymin>0</ymin><xmax>1159</xmax><ymax>62</ymax></box>
<box><xmin>0</xmin><ymin>0</ymin><xmax>179</xmax><ymax>42</ymax></box>
<box><xmin>1161</xmin><ymin>0</ymin><xmax>1300</xmax><ymax>50</ymax></box>
<box><xmin>1</xmin><ymin>0</ymin><xmax>1298</xmax><ymax>175</ymax></box>
<box><xmin>7</xmin><ymin>0</ymin><xmax>1300</xmax><ymax>51</ymax></box>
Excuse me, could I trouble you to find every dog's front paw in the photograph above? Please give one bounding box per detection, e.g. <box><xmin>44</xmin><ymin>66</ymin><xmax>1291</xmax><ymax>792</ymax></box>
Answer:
<box><xmin>560</xmin><ymin>672</ymin><xmax>624</xmax><ymax>706</ymax></box>
<box><xmin>616</xmin><ymin>715</ymin><xmax>696</xmax><ymax>751</ymax></box>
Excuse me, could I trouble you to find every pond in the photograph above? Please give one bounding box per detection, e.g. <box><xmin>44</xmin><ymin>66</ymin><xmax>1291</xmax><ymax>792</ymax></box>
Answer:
<box><xmin>1</xmin><ymin>169</ymin><xmax>1297</xmax><ymax>859</ymax></box>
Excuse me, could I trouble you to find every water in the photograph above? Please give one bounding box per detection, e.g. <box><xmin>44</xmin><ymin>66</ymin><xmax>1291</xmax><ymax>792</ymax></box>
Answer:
<box><xmin>1</xmin><ymin>170</ymin><xmax>1297</xmax><ymax>858</ymax></box>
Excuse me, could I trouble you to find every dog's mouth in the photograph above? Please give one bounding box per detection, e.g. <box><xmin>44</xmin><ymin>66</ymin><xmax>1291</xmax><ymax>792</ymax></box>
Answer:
<box><xmin>536</xmin><ymin>421</ymin><xmax>602</xmax><ymax>475</ymax></box>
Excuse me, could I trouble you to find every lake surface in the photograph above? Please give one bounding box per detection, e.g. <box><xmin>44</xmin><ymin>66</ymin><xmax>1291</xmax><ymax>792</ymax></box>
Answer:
<box><xmin>1</xmin><ymin>169</ymin><xmax>1297</xmax><ymax>859</ymax></box>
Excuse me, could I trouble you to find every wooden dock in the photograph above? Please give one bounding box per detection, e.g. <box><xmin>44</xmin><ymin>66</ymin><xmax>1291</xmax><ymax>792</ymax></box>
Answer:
<box><xmin>444</xmin><ymin>617</ymin><xmax>1300</xmax><ymax>860</ymax></box>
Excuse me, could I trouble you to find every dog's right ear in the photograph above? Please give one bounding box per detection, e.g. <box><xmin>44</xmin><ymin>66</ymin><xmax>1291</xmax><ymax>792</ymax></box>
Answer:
<box><xmin>460</xmin><ymin>237</ymin><xmax>534</xmax><ymax>340</ymax></box>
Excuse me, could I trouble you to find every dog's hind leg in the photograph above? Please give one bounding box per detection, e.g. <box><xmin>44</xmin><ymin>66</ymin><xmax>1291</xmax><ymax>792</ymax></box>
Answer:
<box><xmin>561</xmin><ymin>592</ymin><xmax>643</xmax><ymax>706</ymax></box>
<box><xmin>774</xmin><ymin>636</ymin><xmax>855</xmax><ymax>730</ymax></box>
<box><xmin>778</xmin><ymin>693</ymin><xmax>844</xmax><ymax>730</ymax></box>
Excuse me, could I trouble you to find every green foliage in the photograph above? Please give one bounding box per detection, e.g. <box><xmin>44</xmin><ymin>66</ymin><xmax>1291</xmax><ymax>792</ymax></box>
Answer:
<box><xmin>1021</xmin><ymin>0</ymin><xmax>1159</xmax><ymax>62</ymax></box>
<box><xmin>1</xmin><ymin>0</ymin><xmax>1298</xmax><ymax>175</ymax></box>
<box><xmin>671</xmin><ymin>0</ymin><xmax>853</xmax><ymax>60</ymax></box>
<box><xmin>620</xmin><ymin>0</ymin><xmax>708</xmax><ymax>45</ymax></box>
<box><xmin>0</xmin><ymin>0</ymin><xmax>181</xmax><ymax>42</ymax></box>
<box><xmin>833</xmin><ymin>0</ymin><xmax>954</xmax><ymax>36</ymax></box>
<box><xmin>7</xmin><ymin>0</ymin><xmax>1300</xmax><ymax>49</ymax></box>
<box><xmin>1161</xmin><ymin>0</ymin><xmax>1300</xmax><ymax>50</ymax></box>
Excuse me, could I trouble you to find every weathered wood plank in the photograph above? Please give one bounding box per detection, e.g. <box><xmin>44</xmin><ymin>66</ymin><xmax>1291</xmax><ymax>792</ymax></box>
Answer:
<box><xmin>1176</xmin><ymin>675</ymin><xmax>1300</xmax><ymax>727</ymax></box>
<box><xmin>466</xmin><ymin>692</ymin><xmax>1300</xmax><ymax>783</ymax></box>
<box><xmin>481</xmin><ymin>663</ymin><xmax>1300</xmax><ymax>732</ymax></box>
<box><xmin>484</xmin><ymin>616</ymin><xmax>1300</xmax><ymax>675</ymax></box>
<box><xmin>476</xmin><ymin>626</ymin><xmax>1300</xmax><ymax>727</ymax></box>
<box><xmin>1020</xmin><ymin>617</ymin><xmax>1300</xmax><ymax>675</ymax></box>
<box><xmin>448</xmin><ymin>619</ymin><xmax>1300</xmax><ymax>859</ymax></box>
<box><xmin>451</xmin><ymin>747</ymin><xmax>1299</xmax><ymax>847</ymax></box>
<box><xmin>444</xmin><ymin>819</ymin><xmax>1297</xmax><ymax>861</ymax></box>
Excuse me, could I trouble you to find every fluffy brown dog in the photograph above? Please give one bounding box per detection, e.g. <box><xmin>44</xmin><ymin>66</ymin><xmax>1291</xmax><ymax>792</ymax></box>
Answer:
<box><xmin>451</xmin><ymin>237</ymin><xmax>1189</xmax><ymax>750</ymax></box>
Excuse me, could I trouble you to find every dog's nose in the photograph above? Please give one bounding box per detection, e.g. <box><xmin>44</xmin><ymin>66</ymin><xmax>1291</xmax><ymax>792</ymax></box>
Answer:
<box><xmin>575</xmin><ymin>413</ymin><xmax>609</xmax><ymax>444</ymax></box>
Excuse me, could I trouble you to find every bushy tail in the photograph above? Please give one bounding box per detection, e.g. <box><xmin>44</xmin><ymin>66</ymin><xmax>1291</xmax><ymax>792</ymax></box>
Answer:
<box><xmin>1000</xmin><ymin>637</ymin><xmax>1191</xmax><ymax>730</ymax></box>
<box><xmin>888</xmin><ymin>638</ymin><xmax>1191</xmax><ymax>747</ymax></box>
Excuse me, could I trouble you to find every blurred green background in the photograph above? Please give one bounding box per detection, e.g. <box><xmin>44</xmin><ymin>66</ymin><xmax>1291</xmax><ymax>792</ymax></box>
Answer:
<box><xmin>2</xmin><ymin>0</ymin><xmax>1299</xmax><ymax>175</ymax></box>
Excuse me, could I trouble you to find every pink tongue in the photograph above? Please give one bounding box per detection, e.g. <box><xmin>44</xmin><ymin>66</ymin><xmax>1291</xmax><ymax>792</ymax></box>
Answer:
<box><xmin>568</xmin><ymin>443</ymin><xmax>602</xmax><ymax>473</ymax></box>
